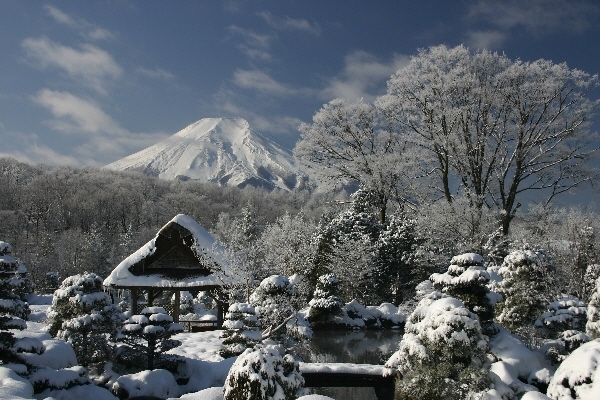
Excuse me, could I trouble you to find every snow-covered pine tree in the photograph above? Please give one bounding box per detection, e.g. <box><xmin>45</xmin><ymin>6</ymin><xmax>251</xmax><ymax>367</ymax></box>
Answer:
<box><xmin>223</xmin><ymin>344</ymin><xmax>304</xmax><ymax>400</ymax></box>
<box><xmin>385</xmin><ymin>291</ymin><xmax>490</xmax><ymax>399</ymax></box>
<box><xmin>116</xmin><ymin>306</ymin><xmax>183</xmax><ymax>371</ymax></box>
<box><xmin>583</xmin><ymin>264</ymin><xmax>600</xmax><ymax>302</ymax></box>
<box><xmin>586</xmin><ymin>277</ymin><xmax>600</xmax><ymax>339</ymax></box>
<box><xmin>0</xmin><ymin>241</ymin><xmax>33</xmax><ymax>302</ymax></box>
<box><xmin>0</xmin><ymin>242</ymin><xmax>44</xmax><ymax>372</ymax></box>
<box><xmin>307</xmin><ymin>273</ymin><xmax>343</xmax><ymax>327</ymax></box>
<box><xmin>250</xmin><ymin>275</ymin><xmax>311</xmax><ymax>347</ymax></box>
<box><xmin>0</xmin><ymin>293</ymin><xmax>44</xmax><ymax>372</ymax></box>
<box><xmin>495</xmin><ymin>250</ymin><xmax>549</xmax><ymax>333</ymax></box>
<box><xmin>220</xmin><ymin>303</ymin><xmax>262</xmax><ymax>358</ymax></box>
<box><xmin>373</xmin><ymin>215</ymin><xmax>420</xmax><ymax>305</ymax></box>
<box><xmin>48</xmin><ymin>272</ymin><xmax>124</xmax><ymax>368</ymax></box>
<box><xmin>430</xmin><ymin>253</ymin><xmax>496</xmax><ymax>334</ymax></box>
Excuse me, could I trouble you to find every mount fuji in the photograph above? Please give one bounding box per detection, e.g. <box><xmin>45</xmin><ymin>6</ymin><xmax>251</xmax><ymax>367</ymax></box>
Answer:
<box><xmin>104</xmin><ymin>118</ymin><xmax>308</xmax><ymax>191</ymax></box>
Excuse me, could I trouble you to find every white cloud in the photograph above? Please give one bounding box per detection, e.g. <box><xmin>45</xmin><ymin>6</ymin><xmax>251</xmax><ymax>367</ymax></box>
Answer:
<box><xmin>137</xmin><ymin>66</ymin><xmax>175</xmax><ymax>81</ymax></box>
<box><xmin>233</xmin><ymin>69</ymin><xmax>296</xmax><ymax>96</ymax></box>
<box><xmin>321</xmin><ymin>51</ymin><xmax>410</xmax><ymax>101</ymax></box>
<box><xmin>22</xmin><ymin>37</ymin><xmax>122</xmax><ymax>94</ymax></box>
<box><xmin>257</xmin><ymin>11</ymin><xmax>321</xmax><ymax>35</ymax></box>
<box><xmin>465</xmin><ymin>30</ymin><xmax>507</xmax><ymax>50</ymax></box>
<box><xmin>32</xmin><ymin>89</ymin><xmax>124</xmax><ymax>135</ymax></box>
<box><xmin>30</xmin><ymin>89</ymin><xmax>167</xmax><ymax>166</ymax></box>
<box><xmin>227</xmin><ymin>25</ymin><xmax>273</xmax><ymax>61</ymax></box>
<box><xmin>467</xmin><ymin>0</ymin><xmax>599</xmax><ymax>36</ymax></box>
<box><xmin>44</xmin><ymin>5</ymin><xmax>115</xmax><ymax>41</ymax></box>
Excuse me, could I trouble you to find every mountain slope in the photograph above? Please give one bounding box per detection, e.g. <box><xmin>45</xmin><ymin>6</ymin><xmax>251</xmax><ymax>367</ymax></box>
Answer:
<box><xmin>104</xmin><ymin>118</ymin><xmax>307</xmax><ymax>191</ymax></box>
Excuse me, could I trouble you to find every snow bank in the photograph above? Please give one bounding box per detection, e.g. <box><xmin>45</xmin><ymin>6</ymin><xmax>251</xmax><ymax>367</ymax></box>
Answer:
<box><xmin>173</xmin><ymin>387</ymin><xmax>224</xmax><ymax>400</ymax></box>
<box><xmin>114</xmin><ymin>369</ymin><xmax>181</xmax><ymax>399</ymax></box>
<box><xmin>489</xmin><ymin>328</ymin><xmax>547</xmax><ymax>379</ymax></box>
<box><xmin>34</xmin><ymin>382</ymin><xmax>118</xmax><ymax>400</ymax></box>
<box><xmin>547</xmin><ymin>338</ymin><xmax>600</xmax><ymax>399</ymax></box>
<box><xmin>19</xmin><ymin>339</ymin><xmax>77</xmax><ymax>370</ymax></box>
<box><xmin>0</xmin><ymin>366</ymin><xmax>34</xmax><ymax>400</ymax></box>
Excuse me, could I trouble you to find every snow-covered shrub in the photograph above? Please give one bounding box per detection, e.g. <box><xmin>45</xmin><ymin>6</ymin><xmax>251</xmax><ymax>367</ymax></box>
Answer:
<box><xmin>546</xmin><ymin>338</ymin><xmax>600</xmax><ymax>399</ymax></box>
<box><xmin>28</xmin><ymin>365</ymin><xmax>89</xmax><ymax>394</ymax></box>
<box><xmin>223</xmin><ymin>344</ymin><xmax>304</xmax><ymax>400</ymax></box>
<box><xmin>584</xmin><ymin>264</ymin><xmax>600</xmax><ymax>302</ymax></box>
<box><xmin>251</xmin><ymin>275</ymin><xmax>310</xmax><ymax>345</ymax></box>
<box><xmin>385</xmin><ymin>292</ymin><xmax>490</xmax><ymax>399</ymax></box>
<box><xmin>584</xmin><ymin>274</ymin><xmax>600</xmax><ymax>340</ymax></box>
<box><xmin>495</xmin><ymin>250</ymin><xmax>549</xmax><ymax>333</ymax></box>
<box><xmin>0</xmin><ymin>241</ymin><xmax>33</xmax><ymax>302</ymax></box>
<box><xmin>220</xmin><ymin>303</ymin><xmax>262</xmax><ymax>358</ymax></box>
<box><xmin>307</xmin><ymin>274</ymin><xmax>343</xmax><ymax>326</ymax></box>
<box><xmin>538</xmin><ymin>295</ymin><xmax>587</xmax><ymax>339</ymax></box>
<box><xmin>0</xmin><ymin>245</ymin><xmax>44</xmax><ymax>370</ymax></box>
<box><xmin>48</xmin><ymin>272</ymin><xmax>124</xmax><ymax>368</ymax></box>
<box><xmin>178</xmin><ymin>291</ymin><xmax>195</xmax><ymax>315</ymax></box>
<box><xmin>112</xmin><ymin>368</ymin><xmax>181</xmax><ymax>399</ymax></box>
<box><xmin>430</xmin><ymin>252</ymin><xmax>496</xmax><ymax>334</ymax></box>
<box><xmin>116</xmin><ymin>306</ymin><xmax>183</xmax><ymax>371</ymax></box>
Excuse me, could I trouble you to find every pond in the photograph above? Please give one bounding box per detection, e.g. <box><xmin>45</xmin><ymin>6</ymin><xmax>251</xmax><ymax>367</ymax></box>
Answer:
<box><xmin>299</xmin><ymin>329</ymin><xmax>403</xmax><ymax>400</ymax></box>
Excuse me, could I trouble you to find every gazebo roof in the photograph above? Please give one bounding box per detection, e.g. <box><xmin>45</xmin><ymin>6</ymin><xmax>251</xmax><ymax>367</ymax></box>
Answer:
<box><xmin>103</xmin><ymin>214</ymin><xmax>238</xmax><ymax>289</ymax></box>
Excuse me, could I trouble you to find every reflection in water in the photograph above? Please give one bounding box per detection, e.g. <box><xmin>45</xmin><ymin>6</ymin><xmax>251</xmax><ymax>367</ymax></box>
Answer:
<box><xmin>300</xmin><ymin>330</ymin><xmax>403</xmax><ymax>400</ymax></box>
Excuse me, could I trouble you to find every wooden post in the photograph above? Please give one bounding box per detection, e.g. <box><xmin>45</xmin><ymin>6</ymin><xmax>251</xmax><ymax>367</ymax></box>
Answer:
<box><xmin>148</xmin><ymin>289</ymin><xmax>154</xmax><ymax>307</ymax></box>
<box><xmin>173</xmin><ymin>290</ymin><xmax>180</xmax><ymax>323</ymax></box>
<box><xmin>131</xmin><ymin>288</ymin><xmax>138</xmax><ymax>314</ymax></box>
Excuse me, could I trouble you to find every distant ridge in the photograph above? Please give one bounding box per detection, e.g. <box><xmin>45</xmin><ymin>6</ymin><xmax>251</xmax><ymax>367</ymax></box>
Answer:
<box><xmin>104</xmin><ymin>118</ymin><xmax>308</xmax><ymax>191</ymax></box>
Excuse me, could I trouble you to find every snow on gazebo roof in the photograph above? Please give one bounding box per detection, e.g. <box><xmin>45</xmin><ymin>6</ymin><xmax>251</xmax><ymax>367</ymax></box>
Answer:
<box><xmin>103</xmin><ymin>214</ymin><xmax>239</xmax><ymax>289</ymax></box>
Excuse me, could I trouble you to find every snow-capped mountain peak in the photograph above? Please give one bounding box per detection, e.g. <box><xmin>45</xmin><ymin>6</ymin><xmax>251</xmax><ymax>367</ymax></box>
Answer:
<box><xmin>104</xmin><ymin>118</ymin><xmax>307</xmax><ymax>191</ymax></box>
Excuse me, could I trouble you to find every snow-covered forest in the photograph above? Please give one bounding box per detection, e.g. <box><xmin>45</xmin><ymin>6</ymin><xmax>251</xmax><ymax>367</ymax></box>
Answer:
<box><xmin>2</xmin><ymin>45</ymin><xmax>600</xmax><ymax>399</ymax></box>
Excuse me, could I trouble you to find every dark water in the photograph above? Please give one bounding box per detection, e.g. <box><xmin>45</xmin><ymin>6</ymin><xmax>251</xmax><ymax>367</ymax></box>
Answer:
<box><xmin>299</xmin><ymin>330</ymin><xmax>403</xmax><ymax>400</ymax></box>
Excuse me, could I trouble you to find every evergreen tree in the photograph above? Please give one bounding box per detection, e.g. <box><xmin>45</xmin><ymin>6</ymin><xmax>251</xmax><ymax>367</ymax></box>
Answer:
<box><xmin>250</xmin><ymin>275</ymin><xmax>311</xmax><ymax>346</ymax></box>
<box><xmin>430</xmin><ymin>253</ymin><xmax>496</xmax><ymax>334</ymax></box>
<box><xmin>0</xmin><ymin>242</ymin><xmax>44</xmax><ymax>371</ymax></box>
<box><xmin>48</xmin><ymin>272</ymin><xmax>124</xmax><ymax>368</ymax></box>
<box><xmin>0</xmin><ymin>241</ymin><xmax>33</xmax><ymax>302</ymax></box>
<box><xmin>495</xmin><ymin>250</ymin><xmax>549</xmax><ymax>333</ymax></box>
<box><xmin>220</xmin><ymin>303</ymin><xmax>262</xmax><ymax>358</ymax></box>
<box><xmin>223</xmin><ymin>344</ymin><xmax>304</xmax><ymax>400</ymax></box>
<box><xmin>116</xmin><ymin>306</ymin><xmax>183</xmax><ymax>371</ymax></box>
<box><xmin>307</xmin><ymin>273</ymin><xmax>343</xmax><ymax>327</ymax></box>
<box><xmin>385</xmin><ymin>292</ymin><xmax>490</xmax><ymax>399</ymax></box>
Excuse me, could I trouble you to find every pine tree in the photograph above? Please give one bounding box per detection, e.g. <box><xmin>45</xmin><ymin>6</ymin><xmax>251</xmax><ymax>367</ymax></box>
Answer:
<box><xmin>223</xmin><ymin>344</ymin><xmax>304</xmax><ymax>400</ymax></box>
<box><xmin>0</xmin><ymin>242</ymin><xmax>44</xmax><ymax>371</ymax></box>
<box><xmin>307</xmin><ymin>273</ymin><xmax>343</xmax><ymax>327</ymax></box>
<box><xmin>385</xmin><ymin>292</ymin><xmax>490</xmax><ymax>399</ymax></box>
<box><xmin>430</xmin><ymin>253</ymin><xmax>496</xmax><ymax>334</ymax></box>
<box><xmin>48</xmin><ymin>272</ymin><xmax>123</xmax><ymax>368</ymax></box>
<box><xmin>495</xmin><ymin>250</ymin><xmax>549</xmax><ymax>333</ymax></box>
<box><xmin>220</xmin><ymin>303</ymin><xmax>262</xmax><ymax>358</ymax></box>
<box><xmin>116</xmin><ymin>306</ymin><xmax>183</xmax><ymax>371</ymax></box>
<box><xmin>250</xmin><ymin>275</ymin><xmax>311</xmax><ymax>346</ymax></box>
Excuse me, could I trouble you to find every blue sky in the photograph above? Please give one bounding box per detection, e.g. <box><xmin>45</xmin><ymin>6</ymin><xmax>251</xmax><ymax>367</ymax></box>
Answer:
<box><xmin>0</xmin><ymin>0</ymin><xmax>599</xmax><ymax>168</ymax></box>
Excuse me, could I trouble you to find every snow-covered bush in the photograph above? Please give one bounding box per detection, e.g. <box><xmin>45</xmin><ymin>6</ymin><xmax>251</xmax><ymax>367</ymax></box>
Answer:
<box><xmin>546</xmin><ymin>338</ymin><xmax>600</xmax><ymax>399</ymax></box>
<box><xmin>585</xmin><ymin>276</ymin><xmax>600</xmax><ymax>339</ymax></box>
<box><xmin>220</xmin><ymin>302</ymin><xmax>262</xmax><ymax>358</ymax></box>
<box><xmin>116</xmin><ymin>306</ymin><xmax>183</xmax><ymax>371</ymax></box>
<box><xmin>251</xmin><ymin>275</ymin><xmax>310</xmax><ymax>345</ymax></box>
<box><xmin>385</xmin><ymin>292</ymin><xmax>490</xmax><ymax>399</ymax></box>
<box><xmin>584</xmin><ymin>264</ymin><xmax>600</xmax><ymax>301</ymax></box>
<box><xmin>538</xmin><ymin>295</ymin><xmax>587</xmax><ymax>338</ymax></box>
<box><xmin>495</xmin><ymin>250</ymin><xmax>549</xmax><ymax>333</ymax></box>
<box><xmin>0</xmin><ymin>241</ymin><xmax>33</xmax><ymax>302</ymax></box>
<box><xmin>0</xmin><ymin>280</ymin><xmax>44</xmax><ymax>370</ymax></box>
<box><xmin>307</xmin><ymin>274</ymin><xmax>343</xmax><ymax>326</ymax></box>
<box><xmin>430</xmin><ymin>252</ymin><xmax>496</xmax><ymax>334</ymax></box>
<box><xmin>112</xmin><ymin>368</ymin><xmax>181</xmax><ymax>399</ymax></box>
<box><xmin>223</xmin><ymin>344</ymin><xmax>304</xmax><ymax>400</ymax></box>
<box><xmin>48</xmin><ymin>272</ymin><xmax>124</xmax><ymax>368</ymax></box>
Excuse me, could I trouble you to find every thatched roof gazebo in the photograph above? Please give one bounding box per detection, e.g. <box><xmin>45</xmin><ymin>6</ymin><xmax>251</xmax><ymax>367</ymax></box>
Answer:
<box><xmin>103</xmin><ymin>214</ymin><xmax>237</xmax><ymax>328</ymax></box>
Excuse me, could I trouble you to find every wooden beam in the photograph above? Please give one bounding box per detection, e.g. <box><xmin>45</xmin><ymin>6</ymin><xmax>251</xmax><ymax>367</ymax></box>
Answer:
<box><xmin>173</xmin><ymin>290</ymin><xmax>180</xmax><ymax>323</ymax></box>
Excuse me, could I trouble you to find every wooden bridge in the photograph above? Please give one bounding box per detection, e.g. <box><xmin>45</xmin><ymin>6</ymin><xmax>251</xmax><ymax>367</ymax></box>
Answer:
<box><xmin>299</xmin><ymin>362</ymin><xmax>396</xmax><ymax>400</ymax></box>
